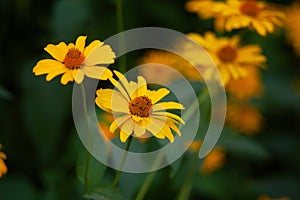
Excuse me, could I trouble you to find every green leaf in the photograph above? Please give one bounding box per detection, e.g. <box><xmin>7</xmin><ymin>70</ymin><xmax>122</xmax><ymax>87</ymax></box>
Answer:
<box><xmin>77</xmin><ymin>148</ymin><xmax>107</xmax><ymax>190</ymax></box>
<box><xmin>84</xmin><ymin>187</ymin><xmax>125</xmax><ymax>200</ymax></box>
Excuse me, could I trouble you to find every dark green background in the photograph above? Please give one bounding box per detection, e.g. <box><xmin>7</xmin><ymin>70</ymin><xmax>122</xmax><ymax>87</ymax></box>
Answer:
<box><xmin>0</xmin><ymin>0</ymin><xmax>300</xmax><ymax>199</ymax></box>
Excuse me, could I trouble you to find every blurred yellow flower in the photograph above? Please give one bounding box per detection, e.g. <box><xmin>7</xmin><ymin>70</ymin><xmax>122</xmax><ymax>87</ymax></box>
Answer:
<box><xmin>33</xmin><ymin>36</ymin><xmax>115</xmax><ymax>85</ymax></box>
<box><xmin>285</xmin><ymin>3</ymin><xmax>300</xmax><ymax>57</ymax></box>
<box><xmin>98</xmin><ymin>113</ymin><xmax>119</xmax><ymax>143</ymax></box>
<box><xmin>226</xmin><ymin>102</ymin><xmax>263</xmax><ymax>135</ymax></box>
<box><xmin>226</xmin><ymin>66</ymin><xmax>263</xmax><ymax>100</ymax></box>
<box><xmin>186</xmin><ymin>0</ymin><xmax>285</xmax><ymax>36</ymax></box>
<box><xmin>188</xmin><ymin>32</ymin><xmax>266</xmax><ymax>85</ymax></box>
<box><xmin>95</xmin><ymin>70</ymin><xmax>185</xmax><ymax>143</ymax></box>
<box><xmin>257</xmin><ymin>194</ymin><xmax>289</xmax><ymax>200</ymax></box>
<box><xmin>139</xmin><ymin>50</ymin><xmax>202</xmax><ymax>83</ymax></box>
<box><xmin>188</xmin><ymin>140</ymin><xmax>226</xmax><ymax>175</ymax></box>
<box><xmin>0</xmin><ymin>144</ymin><xmax>8</xmax><ymax>178</ymax></box>
<box><xmin>185</xmin><ymin>0</ymin><xmax>227</xmax><ymax>32</ymax></box>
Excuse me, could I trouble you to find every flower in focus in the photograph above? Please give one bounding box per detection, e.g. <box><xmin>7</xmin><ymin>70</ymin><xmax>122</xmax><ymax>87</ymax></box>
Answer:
<box><xmin>139</xmin><ymin>50</ymin><xmax>202</xmax><ymax>83</ymax></box>
<box><xmin>186</xmin><ymin>0</ymin><xmax>285</xmax><ymax>36</ymax></box>
<box><xmin>226</xmin><ymin>66</ymin><xmax>263</xmax><ymax>100</ymax></box>
<box><xmin>33</xmin><ymin>36</ymin><xmax>115</xmax><ymax>85</ymax></box>
<box><xmin>257</xmin><ymin>194</ymin><xmax>290</xmax><ymax>200</ymax></box>
<box><xmin>188</xmin><ymin>32</ymin><xmax>266</xmax><ymax>85</ymax></box>
<box><xmin>226</xmin><ymin>102</ymin><xmax>263</xmax><ymax>135</ymax></box>
<box><xmin>188</xmin><ymin>140</ymin><xmax>226</xmax><ymax>175</ymax></box>
<box><xmin>95</xmin><ymin>70</ymin><xmax>185</xmax><ymax>143</ymax></box>
<box><xmin>0</xmin><ymin>144</ymin><xmax>8</xmax><ymax>178</ymax></box>
<box><xmin>285</xmin><ymin>3</ymin><xmax>300</xmax><ymax>57</ymax></box>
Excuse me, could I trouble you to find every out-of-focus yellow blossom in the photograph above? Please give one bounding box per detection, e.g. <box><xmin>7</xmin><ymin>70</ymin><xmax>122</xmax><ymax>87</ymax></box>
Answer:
<box><xmin>226</xmin><ymin>102</ymin><xmax>263</xmax><ymax>135</ymax></box>
<box><xmin>98</xmin><ymin>113</ymin><xmax>119</xmax><ymax>143</ymax></box>
<box><xmin>285</xmin><ymin>3</ymin><xmax>300</xmax><ymax>57</ymax></box>
<box><xmin>186</xmin><ymin>0</ymin><xmax>285</xmax><ymax>36</ymax></box>
<box><xmin>0</xmin><ymin>144</ymin><xmax>8</xmax><ymax>178</ymax></box>
<box><xmin>33</xmin><ymin>36</ymin><xmax>115</xmax><ymax>85</ymax></box>
<box><xmin>185</xmin><ymin>0</ymin><xmax>227</xmax><ymax>32</ymax></box>
<box><xmin>188</xmin><ymin>140</ymin><xmax>226</xmax><ymax>175</ymax></box>
<box><xmin>95</xmin><ymin>70</ymin><xmax>185</xmax><ymax>143</ymax></box>
<box><xmin>226</xmin><ymin>66</ymin><xmax>263</xmax><ymax>100</ymax></box>
<box><xmin>257</xmin><ymin>194</ymin><xmax>289</xmax><ymax>200</ymax></box>
<box><xmin>188</xmin><ymin>32</ymin><xmax>266</xmax><ymax>85</ymax></box>
<box><xmin>139</xmin><ymin>50</ymin><xmax>202</xmax><ymax>83</ymax></box>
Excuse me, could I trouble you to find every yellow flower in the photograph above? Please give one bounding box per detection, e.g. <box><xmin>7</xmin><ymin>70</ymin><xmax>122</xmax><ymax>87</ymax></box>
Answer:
<box><xmin>95</xmin><ymin>70</ymin><xmax>185</xmax><ymax>143</ymax></box>
<box><xmin>257</xmin><ymin>194</ymin><xmax>290</xmax><ymax>200</ymax></box>
<box><xmin>223</xmin><ymin>0</ymin><xmax>285</xmax><ymax>36</ymax></box>
<box><xmin>0</xmin><ymin>144</ymin><xmax>8</xmax><ymax>178</ymax></box>
<box><xmin>226</xmin><ymin>102</ymin><xmax>263</xmax><ymax>135</ymax></box>
<box><xmin>186</xmin><ymin>0</ymin><xmax>285</xmax><ymax>36</ymax></box>
<box><xmin>188</xmin><ymin>140</ymin><xmax>226</xmax><ymax>175</ymax></box>
<box><xmin>185</xmin><ymin>0</ymin><xmax>227</xmax><ymax>32</ymax></box>
<box><xmin>285</xmin><ymin>3</ymin><xmax>300</xmax><ymax>57</ymax></box>
<box><xmin>139</xmin><ymin>50</ymin><xmax>202</xmax><ymax>83</ymax></box>
<box><xmin>33</xmin><ymin>36</ymin><xmax>115</xmax><ymax>85</ymax></box>
<box><xmin>188</xmin><ymin>32</ymin><xmax>266</xmax><ymax>85</ymax></box>
<box><xmin>226</xmin><ymin>66</ymin><xmax>263</xmax><ymax>100</ymax></box>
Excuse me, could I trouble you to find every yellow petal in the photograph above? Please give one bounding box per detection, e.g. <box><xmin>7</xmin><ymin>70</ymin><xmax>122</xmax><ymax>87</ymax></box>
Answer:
<box><xmin>147</xmin><ymin>88</ymin><xmax>170</xmax><ymax>104</ymax></box>
<box><xmin>84</xmin><ymin>40</ymin><xmax>103</xmax><ymax>57</ymax></box>
<box><xmin>33</xmin><ymin>59</ymin><xmax>65</xmax><ymax>74</ymax></box>
<box><xmin>113</xmin><ymin>70</ymin><xmax>134</xmax><ymax>96</ymax></box>
<box><xmin>82</xmin><ymin>66</ymin><xmax>113</xmax><ymax>80</ymax></box>
<box><xmin>167</xmin><ymin>121</ymin><xmax>181</xmax><ymax>136</ymax></box>
<box><xmin>145</xmin><ymin>117</ymin><xmax>166</xmax><ymax>136</ymax></box>
<box><xmin>85</xmin><ymin>44</ymin><xmax>116</xmax><ymax>65</ymax></box>
<box><xmin>252</xmin><ymin>21</ymin><xmax>267</xmax><ymax>36</ymax></box>
<box><xmin>120</xmin><ymin>119</ymin><xmax>134</xmax><ymax>134</ymax></box>
<box><xmin>152</xmin><ymin>102</ymin><xmax>184</xmax><ymax>111</ymax></box>
<box><xmin>95</xmin><ymin>89</ymin><xmax>129</xmax><ymax>113</ymax></box>
<box><xmin>75</xmin><ymin>36</ymin><xmax>87</xmax><ymax>52</ymax></box>
<box><xmin>109</xmin><ymin>77</ymin><xmax>130</xmax><ymax>101</ymax></box>
<box><xmin>74</xmin><ymin>69</ymin><xmax>85</xmax><ymax>84</ymax></box>
<box><xmin>120</xmin><ymin>130</ymin><xmax>131</xmax><ymax>142</ymax></box>
<box><xmin>60</xmin><ymin>70</ymin><xmax>74</xmax><ymax>85</ymax></box>
<box><xmin>133</xmin><ymin>124</ymin><xmax>146</xmax><ymax>137</ymax></box>
<box><xmin>152</xmin><ymin>112</ymin><xmax>185</xmax><ymax>124</ymax></box>
<box><xmin>0</xmin><ymin>152</ymin><xmax>7</xmax><ymax>160</ymax></box>
<box><xmin>44</xmin><ymin>42</ymin><xmax>69</xmax><ymax>62</ymax></box>
<box><xmin>163</xmin><ymin>126</ymin><xmax>174</xmax><ymax>143</ymax></box>
<box><xmin>109</xmin><ymin>115</ymin><xmax>130</xmax><ymax>133</ymax></box>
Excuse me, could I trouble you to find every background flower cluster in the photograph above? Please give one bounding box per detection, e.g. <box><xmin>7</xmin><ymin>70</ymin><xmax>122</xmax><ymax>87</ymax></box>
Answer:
<box><xmin>0</xmin><ymin>0</ymin><xmax>300</xmax><ymax>200</ymax></box>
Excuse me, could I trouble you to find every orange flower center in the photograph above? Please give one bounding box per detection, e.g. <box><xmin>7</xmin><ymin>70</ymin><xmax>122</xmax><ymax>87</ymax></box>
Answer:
<box><xmin>129</xmin><ymin>96</ymin><xmax>152</xmax><ymax>117</ymax></box>
<box><xmin>217</xmin><ymin>45</ymin><xmax>237</xmax><ymax>62</ymax></box>
<box><xmin>63</xmin><ymin>48</ymin><xmax>85</xmax><ymax>69</ymax></box>
<box><xmin>240</xmin><ymin>0</ymin><xmax>260</xmax><ymax>16</ymax></box>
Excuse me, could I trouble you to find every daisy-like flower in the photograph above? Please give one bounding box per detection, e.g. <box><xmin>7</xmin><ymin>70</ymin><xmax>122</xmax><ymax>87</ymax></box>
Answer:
<box><xmin>186</xmin><ymin>0</ymin><xmax>285</xmax><ymax>36</ymax></box>
<box><xmin>0</xmin><ymin>144</ymin><xmax>8</xmax><ymax>178</ymax></box>
<box><xmin>226</xmin><ymin>67</ymin><xmax>263</xmax><ymax>100</ymax></box>
<box><xmin>188</xmin><ymin>32</ymin><xmax>266</xmax><ymax>85</ymax></box>
<box><xmin>226</xmin><ymin>102</ymin><xmax>263</xmax><ymax>135</ymax></box>
<box><xmin>95</xmin><ymin>70</ymin><xmax>185</xmax><ymax>143</ymax></box>
<box><xmin>223</xmin><ymin>0</ymin><xmax>285</xmax><ymax>36</ymax></box>
<box><xmin>33</xmin><ymin>36</ymin><xmax>116</xmax><ymax>85</ymax></box>
<box><xmin>285</xmin><ymin>3</ymin><xmax>300</xmax><ymax>57</ymax></box>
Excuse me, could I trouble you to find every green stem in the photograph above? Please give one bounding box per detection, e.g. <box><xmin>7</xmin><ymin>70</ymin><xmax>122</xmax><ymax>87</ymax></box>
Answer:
<box><xmin>80</xmin><ymin>84</ymin><xmax>92</xmax><ymax>194</ymax></box>
<box><xmin>176</xmin><ymin>156</ymin><xmax>198</xmax><ymax>200</ymax></box>
<box><xmin>113</xmin><ymin>136</ymin><xmax>133</xmax><ymax>187</ymax></box>
<box><xmin>115</xmin><ymin>0</ymin><xmax>126</xmax><ymax>73</ymax></box>
<box><xmin>135</xmin><ymin>153</ymin><xmax>164</xmax><ymax>200</ymax></box>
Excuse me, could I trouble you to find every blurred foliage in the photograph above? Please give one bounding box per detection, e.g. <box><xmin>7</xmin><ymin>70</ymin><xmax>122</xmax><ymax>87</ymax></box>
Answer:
<box><xmin>0</xmin><ymin>0</ymin><xmax>300</xmax><ymax>200</ymax></box>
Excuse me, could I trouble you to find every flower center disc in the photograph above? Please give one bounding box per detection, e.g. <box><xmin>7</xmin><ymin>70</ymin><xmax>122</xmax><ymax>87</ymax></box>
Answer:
<box><xmin>129</xmin><ymin>96</ymin><xmax>152</xmax><ymax>117</ymax></box>
<box><xmin>240</xmin><ymin>0</ymin><xmax>260</xmax><ymax>16</ymax></box>
<box><xmin>63</xmin><ymin>48</ymin><xmax>85</xmax><ymax>69</ymax></box>
<box><xmin>217</xmin><ymin>45</ymin><xmax>237</xmax><ymax>62</ymax></box>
